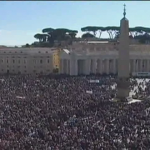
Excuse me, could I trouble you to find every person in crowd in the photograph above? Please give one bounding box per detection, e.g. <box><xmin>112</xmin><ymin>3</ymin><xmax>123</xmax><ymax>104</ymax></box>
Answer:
<box><xmin>0</xmin><ymin>74</ymin><xmax>149</xmax><ymax>150</ymax></box>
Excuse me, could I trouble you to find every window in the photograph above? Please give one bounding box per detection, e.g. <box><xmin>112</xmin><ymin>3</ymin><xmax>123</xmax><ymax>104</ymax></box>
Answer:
<box><xmin>24</xmin><ymin>60</ymin><xmax>26</xmax><ymax>64</ymax></box>
<box><xmin>24</xmin><ymin>66</ymin><xmax>26</xmax><ymax>68</ymax></box>
<box><xmin>13</xmin><ymin>60</ymin><xmax>15</xmax><ymax>63</ymax></box>
<box><xmin>47</xmin><ymin>59</ymin><xmax>49</xmax><ymax>63</ymax></box>
<box><xmin>39</xmin><ymin>51</ymin><xmax>41</xmax><ymax>53</ymax></box>
<box><xmin>46</xmin><ymin>51</ymin><xmax>48</xmax><ymax>53</ymax></box>
<box><xmin>24</xmin><ymin>70</ymin><xmax>26</xmax><ymax>73</ymax></box>
<box><xmin>18</xmin><ymin>66</ymin><xmax>20</xmax><ymax>68</ymax></box>
<box><xmin>40</xmin><ymin>60</ymin><xmax>43</xmax><ymax>63</ymax></box>
<box><xmin>18</xmin><ymin>60</ymin><xmax>20</xmax><ymax>63</ymax></box>
<box><xmin>7</xmin><ymin>60</ymin><xmax>8</xmax><ymax>63</ymax></box>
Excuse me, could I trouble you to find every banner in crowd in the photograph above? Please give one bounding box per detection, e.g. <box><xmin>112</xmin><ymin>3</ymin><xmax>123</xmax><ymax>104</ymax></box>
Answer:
<box><xmin>16</xmin><ymin>96</ymin><xmax>25</xmax><ymax>99</ymax></box>
<box><xmin>86</xmin><ymin>90</ymin><xmax>93</xmax><ymax>94</ymax></box>
<box><xmin>89</xmin><ymin>80</ymin><xmax>99</xmax><ymax>83</ymax></box>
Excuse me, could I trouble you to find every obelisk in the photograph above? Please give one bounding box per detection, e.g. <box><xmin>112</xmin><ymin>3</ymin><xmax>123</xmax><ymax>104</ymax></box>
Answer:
<box><xmin>117</xmin><ymin>4</ymin><xmax>130</xmax><ymax>101</ymax></box>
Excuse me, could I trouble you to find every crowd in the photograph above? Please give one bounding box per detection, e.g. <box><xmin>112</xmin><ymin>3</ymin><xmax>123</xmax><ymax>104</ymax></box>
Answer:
<box><xmin>0</xmin><ymin>75</ymin><xmax>150</xmax><ymax>150</ymax></box>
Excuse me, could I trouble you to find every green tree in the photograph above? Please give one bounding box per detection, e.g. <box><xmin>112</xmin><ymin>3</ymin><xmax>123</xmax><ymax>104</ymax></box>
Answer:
<box><xmin>82</xmin><ymin>33</ymin><xmax>95</xmax><ymax>39</ymax></box>
<box><xmin>34</xmin><ymin>33</ymin><xmax>48</xmax><ymax>43</ymax></box>
<box><xmin>41</xmin><ymin>28</ymin><xmax>78</xmax><ymax>47</ymax></box>
<box><xmin>81</xmin><ymin>26</ymin><xmax>99</xmax><ymax>36</ymax></box>
<box><xmin>34</xmin><ymin>33</ymin><xmax>43</xmax><ymax>42</ymax></box>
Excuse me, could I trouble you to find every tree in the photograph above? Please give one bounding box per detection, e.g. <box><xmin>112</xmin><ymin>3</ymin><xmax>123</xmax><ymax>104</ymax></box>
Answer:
<box><xmin>25</xmin><ymin>43</ymin><xmax>30</xmax><ymax>47</ymax></box>
<box><xmin>104</xmin><ymin>26</ymin><xmax>119</xmax><ymax>39</ymax></box>
<box><xmin>34</xmin><ymin>34</ymin><xmax>43</xmax><ymax>42</ymax></box>
<box><xmin>135</xmin><ymin>33</ymin><xmax>150</xmax><ymax>44</ymax></box>
<box><xmin>81</xmin><ymin>26</ymin><xmax>119</xmax><ymax>39</ymax></box>
<box><xmin>81</xmin><ymin>26</ymin><xmax>99</xmax><ymax>36</ymax></box>
<box><xmin>82</xmin><ymin>33</ymin><xmax>95</xmax><ymax>39</ymax></box>
<box><xmin>41</xmin><ymin>28</ymin><xmax>78</xmax><ymax>47</ymax></box>
<box><xmin>68</xmin><ymin>30</ymin><xmax>78</xmax><ymax>39</ymax></box>
<box><xmin>97</xmin><ymin>27</ymin><xmax>105</xmax><ymax>38</ymax></box>
<box><xmin>34</xmin><ymin>33</ymin><xmax>48</xmax><ymax>43</ymax></box>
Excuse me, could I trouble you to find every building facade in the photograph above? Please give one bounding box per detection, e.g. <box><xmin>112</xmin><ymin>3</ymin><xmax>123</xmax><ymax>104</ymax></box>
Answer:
<box><xmin>60</xmin><ymin>44</ymin><xmax>150</xmax><ymax>76</ymax></box>
<box><xmin>0</xmin><ymin>44</ymin><xmax>150</xmax><ymax>76</ymax></box>
<box><xmin>0</xmin><ymin>48</ymin><xmax>53</xmax><ymax>75</ymax></box>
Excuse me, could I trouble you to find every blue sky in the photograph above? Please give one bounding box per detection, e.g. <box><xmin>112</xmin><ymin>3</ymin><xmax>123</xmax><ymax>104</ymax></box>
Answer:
<box><xmin>0</xmin><ymin>1</ymin><xmax>149</xmax><ymax>46</ymax></box>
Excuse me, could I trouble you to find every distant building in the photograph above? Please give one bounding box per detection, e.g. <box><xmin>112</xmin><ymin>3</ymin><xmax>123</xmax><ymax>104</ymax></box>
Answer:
<box><xmin>0</xmin><ymin>42</ymin><xmax>150</xmax><ymax>75</ymax></box>
<box><xmin>0</xmin><ymin>48</ymin><xmax>53</xmax><ymax>75</ymax></box>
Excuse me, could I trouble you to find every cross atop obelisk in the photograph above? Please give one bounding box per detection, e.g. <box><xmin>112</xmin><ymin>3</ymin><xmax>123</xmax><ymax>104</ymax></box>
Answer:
<box><xmin>123</xmin><ymin>4</ymin><xmax>126</xmax><ymax>18</ymax></box>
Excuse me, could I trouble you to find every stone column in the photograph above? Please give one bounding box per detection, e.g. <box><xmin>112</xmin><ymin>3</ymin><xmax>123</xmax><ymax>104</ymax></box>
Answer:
<box><xmin>66</xmin><ymin>59</ymin><xmax>68</xmax><ymax>74</ymax></box>
<box><xmin>59</xmin><ymin>59</ymin><xmax>63</xmax><ymax>74</ymax></box>
<box><xmin>137</xmin><ymin>59</ymin><xmax>140</xmax><ymax>72</ymax></box>
<box><xmin>91</xmin><ymin>59</ymin><xmax>96</xmax><ymax>74</ymax></box>
<box><xmin>145</xmin><ymin>59</ymin><xmax>147</xmax><ymax>72</ymax></box>
<box><xmin>143</xmin><ymin>59</ymin><xmax>146</xmax><ymax>72</ymax></box>
<box><xmin>70</xmin><ymin>56</ymin><xmax>78</xmax><ymax>76</ymax></box>
<box><xmin>100</xmin><ymin>59</ymin><xmax>103</xmax><ymax>74</ymax></box>
<box><xmin>90</xmin><ymin>59</ymin><xmax>92</xmax><ymax>73</ymax></box>
<box><xmin>110</xmin><ymin>59</ymin><xmax>113</xmax><ymax>74</ymax></box>
<box><xmin>134</xmin><ymin>59</ymin><xmax>136</xmax><ymax>73</ymax></box>
<box><xmin>147</xmin><ymin>60</ymin><xmax>150</xmax><ymax>72</ymax></box>
<box><xmin>145</xmin><ymin>59</ymin><xmax>148</xmax><ymax>72</ymax></box>
<box><xmin>113</xmin><ymin>59</ymin><xmax>116</xmax><ymax>74</ymax></box>
<box><xmin>85</xmin><ymin>58</ymin><xmax>90</xmax><ymax>75</ymax></box>
<box><xmin>102</xmin><ymin>59</ymin><xmax>105</xmax><ymax>74</ymax></box>
<box><xmin>129</xmin><ymin>60</ymin><xmax>132</xmax><ymax>74</ymax></box>
<box><xmin>106</xmin><ymin>59</ymin><xmax>109</xmax><ymax>74</ymax></box>
<box><xmin>67</xmin><ymin>60</ymin><xmax>70</xmax><ymax>75</ymax></box>
<box><xmin>64</xmin><ymin>59</ymin><xmax>67</xmax><ymax>74</ymax></box>
<box><xmin>116</xmin><ymin>59</ymin><xmax>118</xmax><ymax>75</ymax></box>
<box><xmin>140</xmin><ymin>59</ymin><xmax>143</xmax><ymax>72</ymax></box>
<box><xmin>101</xmin><ymin>59</ymin><xmax>103</xmax><ymax>74</ymax></box>
<box><xmin>97</xmin><ymin>59</ymin><xmax>100</xmax><ymax>74</ymax></box>
<box><xmin>62</xmin><ymin>59</ymin><xmax>65</xmax><ymax>74</ymax></box>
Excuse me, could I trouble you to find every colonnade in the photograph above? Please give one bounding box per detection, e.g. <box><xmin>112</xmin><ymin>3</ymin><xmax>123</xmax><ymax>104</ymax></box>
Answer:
<box><xmin>59</xmin><ymin>58</ymin><xmax>150</xmax><ymax>75</ymax></box>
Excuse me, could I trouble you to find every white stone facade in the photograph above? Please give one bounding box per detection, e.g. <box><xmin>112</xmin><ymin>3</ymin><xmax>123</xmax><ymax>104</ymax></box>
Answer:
<box><xmin>0</xmin><ymin>45</ymin><xmax>150</xmax><ymax>75</ymax></box>
<box><xmin>60</xmin><ymin>45</ymin><xmax>150</xmax><ymax>76</ymax></box>
<box><xmin>0</xmin><ymin>48</ymin><xmax>53</xmax><ymax>75</ymax></box>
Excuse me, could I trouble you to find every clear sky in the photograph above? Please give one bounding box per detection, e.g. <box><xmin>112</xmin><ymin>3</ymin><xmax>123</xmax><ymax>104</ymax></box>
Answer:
<box><xmin>0</xmin><ymin>1</ymin><xmax>149</xmax><ymax>46</ymax></box>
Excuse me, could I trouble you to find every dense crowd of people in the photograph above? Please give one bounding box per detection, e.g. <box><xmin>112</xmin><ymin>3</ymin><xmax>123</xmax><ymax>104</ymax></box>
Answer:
<box><xmin>0</xmin><ymin>75</ymin><xmax>150</xmax><ymax>149</ymax></box>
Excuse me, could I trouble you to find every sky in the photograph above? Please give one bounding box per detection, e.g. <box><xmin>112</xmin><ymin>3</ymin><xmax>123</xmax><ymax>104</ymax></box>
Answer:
<box><xmin>0</xmin><ymin>1</ymin><xmax>150</xmax><ymax>46</ymax></box>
